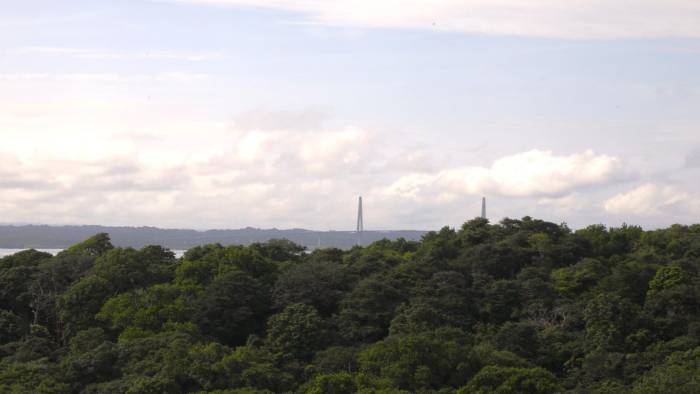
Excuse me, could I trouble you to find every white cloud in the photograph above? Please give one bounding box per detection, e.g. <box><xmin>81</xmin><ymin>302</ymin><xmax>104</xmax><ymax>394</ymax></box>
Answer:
<box><xmin>538</xmin><ymin>193</ymin><xmax>586</xmax><ymax>212</ymax></box>
<box><xmin>164</xmin><ymin>0</ymin><xmax>700</xmax><ymax>39</ymax></box>
<box><xmin>0</xmin><ymin>117</ymin><xmax>383</xmax><ymax>229</ymax></box>
<box><xmin>2</xmin><ymin>116</ymin><xmax>694</xmax><ymax>229</ymax></box>
<box><xmin>604</xmin><ymin>183</ymin><xmax>699</xmax><ymax>216</ymax></box>
<box><xmin>383</xmin><ymin>149</ymin><xmax>622</xmax><ymax>201</ymax></box>
<box><xmin>298</xmin><ymin>127</ymin><xmax>367</xmax><ymax>170</ymax></box>
<box><xmin>4</xmin><ymin>109</ymin><xmax>628</xmax><ymax>229</ymax></box>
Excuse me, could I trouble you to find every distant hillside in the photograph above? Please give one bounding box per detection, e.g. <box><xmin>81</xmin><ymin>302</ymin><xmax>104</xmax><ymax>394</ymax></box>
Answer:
<box><xmin>0</xmin><ymin>225</ymin><xmax>427</xmax><ymax>250</ymax></box>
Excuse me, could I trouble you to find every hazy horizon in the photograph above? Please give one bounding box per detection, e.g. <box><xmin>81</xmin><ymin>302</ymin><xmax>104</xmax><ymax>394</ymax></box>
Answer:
<box><xmin>0</xmin><ymin>221</ymin><xmax>430</xmax><ymax>232</ymax></box>
<box><xmin>0</xmin><ymin>213</ymin><xmax>697</xmax><ymax>233</ymax></box>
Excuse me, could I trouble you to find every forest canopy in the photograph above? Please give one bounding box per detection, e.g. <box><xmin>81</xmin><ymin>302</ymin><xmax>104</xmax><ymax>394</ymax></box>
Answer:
<box><xmin>1</xmin><ymin>217</ymin><xmax>700</xmax><ymax>393</ymax></box>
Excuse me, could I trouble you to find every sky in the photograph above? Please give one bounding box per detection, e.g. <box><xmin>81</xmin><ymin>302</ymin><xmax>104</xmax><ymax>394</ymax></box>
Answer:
<box><xmin>1</xmin><ymin>0</ymin><xmax>700</xmax><ymax>231</ymax></box>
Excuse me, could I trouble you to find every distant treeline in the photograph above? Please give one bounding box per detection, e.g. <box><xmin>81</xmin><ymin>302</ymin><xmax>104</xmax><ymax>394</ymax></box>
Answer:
<box><xmin>0</xmin><ymin>225</ymin><xmax>426</xmax><ymax>250</ymax></box>
<box><xmin>1</xmin><ymin>216</ymin><xmax>700</xmax><ymax>393</ymax></box>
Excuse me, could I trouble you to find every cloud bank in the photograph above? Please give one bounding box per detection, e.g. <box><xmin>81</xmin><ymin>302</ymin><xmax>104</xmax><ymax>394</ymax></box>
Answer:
<box><xmin>604</xmin><ymin>183</ymin><xmax>700</xmax><ymax>217</ymax></box>
<box><xmin>383</xmin><ymin>149</ymin><xmax>622</xmax><ymax>202</ymax></box>
<box><xmin>0</xmin><ymin>109</ymin><xmax>632</xmax><ymax>229</ymax></box>
<box><xmin>166</xmin><ymin>0</ymin><xmax>700</xmax><ymax>39</ymax></box>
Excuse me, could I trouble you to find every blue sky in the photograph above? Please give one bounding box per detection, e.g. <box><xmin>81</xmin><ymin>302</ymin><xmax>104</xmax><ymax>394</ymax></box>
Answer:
<box><xmin>2</xmin><ymin>1</ymin><xmax>700</xmax><ymax>230</ymax></box>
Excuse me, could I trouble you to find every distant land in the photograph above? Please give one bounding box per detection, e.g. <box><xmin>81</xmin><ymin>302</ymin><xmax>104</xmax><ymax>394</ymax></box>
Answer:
<box><xmin>0</xmin><ymin>225</ymin><xmax>428</xmax><ymax>250</ymax></box>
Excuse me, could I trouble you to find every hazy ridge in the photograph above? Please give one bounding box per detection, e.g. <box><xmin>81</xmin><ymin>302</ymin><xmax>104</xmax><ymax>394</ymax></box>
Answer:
<box><xmin>0</xmin><ymin>224</ymin><xmax>427</xmax><ymax>250</ymax></box>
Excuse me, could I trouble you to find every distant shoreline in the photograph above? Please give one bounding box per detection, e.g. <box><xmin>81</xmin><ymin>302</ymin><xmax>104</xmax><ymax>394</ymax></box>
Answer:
<box><xmin>0</xmin><ymin>224</ymin><xmax>428</xmax><ymax>250</ymax></box>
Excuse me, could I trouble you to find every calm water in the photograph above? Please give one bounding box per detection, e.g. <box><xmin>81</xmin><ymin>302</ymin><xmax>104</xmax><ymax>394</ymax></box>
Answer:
<box><xmin>0</xmin><ymin>248</ymin><xmax>186</xmax><ymax>258</ymax></box>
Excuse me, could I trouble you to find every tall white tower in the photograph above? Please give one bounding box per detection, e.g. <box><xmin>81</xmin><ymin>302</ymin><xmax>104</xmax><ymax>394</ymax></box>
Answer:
<box><xmin>481</xmin><ymin>197</ymin><xmax>486</xmax><ymax>219</ymax></box>
<box><xmin>356</xmin><ymin>196</ymin><xmax>364</xmax><ymax>232</ymax></box>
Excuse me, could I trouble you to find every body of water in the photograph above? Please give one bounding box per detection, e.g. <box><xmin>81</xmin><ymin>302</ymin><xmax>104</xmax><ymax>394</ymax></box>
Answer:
<box><xmin>0</xmin><ymin>248</ymin><xmax>186</xmax><ymax>258</ymax></box>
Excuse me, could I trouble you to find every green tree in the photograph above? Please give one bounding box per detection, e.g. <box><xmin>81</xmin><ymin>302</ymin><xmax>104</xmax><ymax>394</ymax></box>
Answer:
<box><xmin>220</xmin><ymin>345</ymin><xmax>295</xmax><ymax>392</ymax></box>
<box><xmin>0</xmin><ymin>358</ymin><xmax>70</xmax><ymax>394</ymax></box>
<box><xmin>250</xmin><ymin>239</ymin><xmax>306</xmax><ymax>263</ymax></box>
<box><xmin>0</xmin><ymin>309</ymin><xmax>28</xmax><ymax>344</ymax></box>
<box><xmin>194</xmin><ymin>270</ymin><xmax>269</xmax><ymax>346</ymax></box>
<box><xmin>644</xmin><ymin>266</ymin><xmax>699</xmax><ymax>338</ymax></box>
<box><xmin>584</xmin><ymin>293</ymin><xmax>637</xmax><ymax>352</ymax></box>
<box><xmin>97</xmin><ymin>283</ymin><xmax>200</xmax><ymax>334</ymax></box>
<box><xmin>357</xmin><ymin>331</ymin><xmax>471</xmax><ymax>391</ymax></box>
<box><xmin>91</xmin><ymin>246</ymin><xmax>174</xmax><ymax>293</ymax></box>
<box><xmin>304</xmin><ymin>372</ymin><xmax>356</xmax><ymax>394</ymax></box>
<box><xmin>272</xmin><ymin>261</ymin><xmax>351</xmax><ymax>316</ymax></box>
<box><xmin>266</xmin><ymin>303</ymin><xmax>327</xmax><ymax>360</ymax></box>
<box><xmin>551</xmin><ymin>258</ymin><xmax>608</xmax><ymax>296</ymax></box>
<box><xmin>456</xmin><ymin>365</ymin><xmax>561</xmax><ymax>394</ymax></box>
<box><xmin>60</xmin><ymin>233</ymin><xmax>114</xmax><ymax>257</ymax></box>
<box><xmin>177</xmin><ymin>245</ymin><xmax>277</xmax><ymax>286</ymax></box>
<box><xmin>632</xmin><ymin>347</ymin><xmax>700</xmax><ymax>394</ymax></box>
<box><xmin>647</xmin><ymin>264</ymin><xmax>689</xmax><ymax>296</ymax></box>
<box><xmin>58</xmin><ymin>275</ymin><xmax>113</xmax><ymax>338</ymax></box>
<box><xmin>338</xmin><ymin>275</ymin><xmax>405</xmax><ymax>342</ymax></box>
<box><xmin>312</xmin><ymin>346</ymin><xmax>360</xmax><ymax>374</ymax></box>
<box><xmin>480</xmin><ymin>279</ymin><xmax>522</xmax><ymax>324</ymax></box>
<box><xmin>0</xmin><ymin>249</ymin><xmax>51</xmax><ymax>320</ymax></box>
<box><xmin>60</xmin><ymin>328</ymin><xmax>117</xmax><ymax>391</ymax></box>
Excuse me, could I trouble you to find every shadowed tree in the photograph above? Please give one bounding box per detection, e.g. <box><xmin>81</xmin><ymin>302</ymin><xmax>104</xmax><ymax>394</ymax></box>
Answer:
<box><xmin>194</xmin><ymin>270</ymin><xmax>269</xmax><ymax>346</ymax></box>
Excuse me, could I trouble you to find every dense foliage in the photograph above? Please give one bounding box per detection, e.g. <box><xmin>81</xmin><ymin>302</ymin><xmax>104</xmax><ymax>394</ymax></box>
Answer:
<box><xmin>2</xmin><ymin>217</ymin><xmax>700</xmax><ymax>393</ymax></box>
